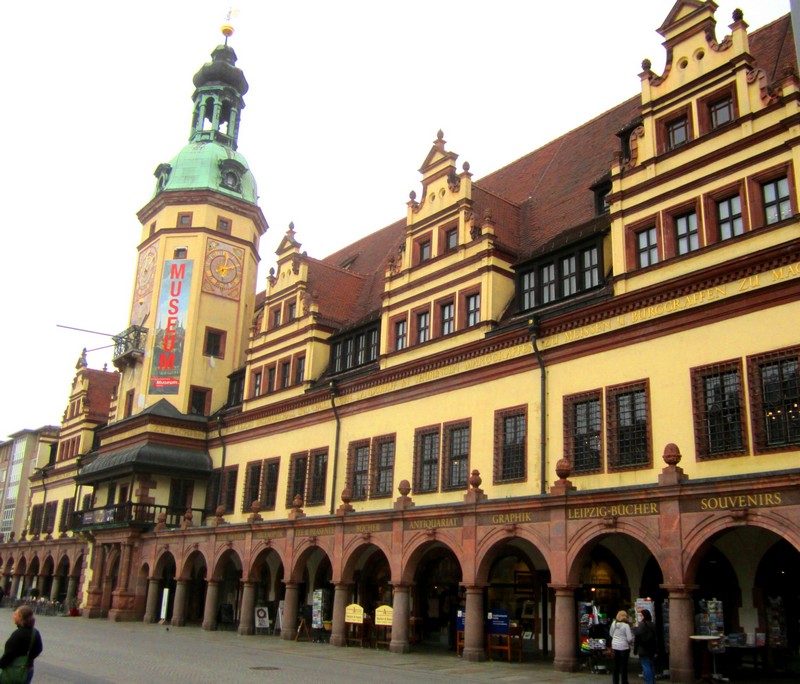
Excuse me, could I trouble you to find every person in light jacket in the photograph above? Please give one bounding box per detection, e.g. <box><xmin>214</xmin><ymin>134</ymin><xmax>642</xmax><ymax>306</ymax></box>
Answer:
<box><xmin>608</xmin><ymin>609</ymin><xmax>634</xmax><ymax>684</ymax></box>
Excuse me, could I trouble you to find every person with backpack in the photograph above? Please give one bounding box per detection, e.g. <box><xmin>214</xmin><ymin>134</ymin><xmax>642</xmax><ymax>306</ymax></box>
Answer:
<box><xmin>633</xmin><ymin>608</ymin><xmax>657</xmax><ymax>684</ymax></box>
<box><xmin>608</xmin><ymin>609</ymin><xmax>634</xmax><ymax>684</ymax></box>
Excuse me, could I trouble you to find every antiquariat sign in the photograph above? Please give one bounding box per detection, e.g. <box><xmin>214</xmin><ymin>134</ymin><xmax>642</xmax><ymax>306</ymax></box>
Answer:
<box><xmin>405</xmin><ymin>516</ymin><xmax>462</xmax><ymax>531</ymax></box>
<box><xmin>149</xmin><ymin>260</ymin><xmax>193</xmax><ymax>395</ymax></box>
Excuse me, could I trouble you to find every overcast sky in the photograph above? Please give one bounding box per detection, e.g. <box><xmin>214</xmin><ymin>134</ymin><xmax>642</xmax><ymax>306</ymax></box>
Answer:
<box><xmin>1</xmin><ymin>0</ymin><xmax>789</xmax><ymax>439</ymax></box>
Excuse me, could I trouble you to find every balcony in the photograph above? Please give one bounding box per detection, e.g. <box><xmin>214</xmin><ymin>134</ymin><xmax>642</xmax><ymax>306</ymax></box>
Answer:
<box><xmin>112</xmin><ymin>326</ymin><xmax>147</xmax><ymax>368</ymax></box>
<box><xmin>70</xmin><ymin>503</ymin><xmax>208</xmax><ymax>532</ymax></box>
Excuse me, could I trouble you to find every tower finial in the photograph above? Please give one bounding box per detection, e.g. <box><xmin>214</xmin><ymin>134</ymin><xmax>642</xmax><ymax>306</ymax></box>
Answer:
<box><xmin>221</xmin><ymin>8</ymin><xmax>239</xmax><ymax>45</ymax></box>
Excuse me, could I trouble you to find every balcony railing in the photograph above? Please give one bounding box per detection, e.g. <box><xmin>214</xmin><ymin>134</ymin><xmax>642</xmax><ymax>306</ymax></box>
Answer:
<box><xmin>70</xmin><ymin>503</ymin><xmax>208</xmax><ymax>531</ymax></box>
<box><xmin>112</xmin><ymin>326</ymin><xmax>147</xmax><ymax>366</ymax></box>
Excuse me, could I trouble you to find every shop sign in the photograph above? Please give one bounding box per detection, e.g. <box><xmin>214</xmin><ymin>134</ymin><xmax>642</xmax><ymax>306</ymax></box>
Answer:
<box><xmin>255</xmin><ymin>606</ymin><xmax>270</xmax><ymax>629</ymax></box>
<box><xmin>345</xmin><ymin>604</ymin><xmax>364</xmax><ymax>624</ymax></box>
<box><xmin>346</xmin><ymin>521</ymin><xmax>390</xmax><ymax>535</ymax></box>
<box><xmin>375</xmin><ymin>605</ymin><xmax>393</xmax><ymax>626</ymax></box>
<box><xmin>682</xmin><ymin>490</ymin><xmax>794</xmax><ymax>513</ymax></box>
<box><xmin>405</xmin><ymin>516</ymin><xmax>462</xmax><ymax>531</ymax></box>
<box><xmin>486</xmin><ymin>610</ymin><xmax>510</xmax><ymax>635</ymax></box>
<box><xmin>302</xmin><ymin>525</ymin><xmax>335</xmax><ymax>537</ymax></box>
<box><xmin>567</xmin><ymin>502</ymin><xmax>658</xmax><ymax>520</ymax></box>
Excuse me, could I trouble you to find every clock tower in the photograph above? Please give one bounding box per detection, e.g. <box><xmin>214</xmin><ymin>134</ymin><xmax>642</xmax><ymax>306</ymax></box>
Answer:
<box><xmin>112</xmin><ymin>27</ymin><xmax>267</xmax><ymax>420</ymax></box>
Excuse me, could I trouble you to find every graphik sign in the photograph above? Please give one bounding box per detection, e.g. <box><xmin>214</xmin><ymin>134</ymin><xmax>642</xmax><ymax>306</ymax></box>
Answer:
<box><xmin>149</xmin><ymin>260</ymin><xmax>192</xmax><ymax>394</ymax></box>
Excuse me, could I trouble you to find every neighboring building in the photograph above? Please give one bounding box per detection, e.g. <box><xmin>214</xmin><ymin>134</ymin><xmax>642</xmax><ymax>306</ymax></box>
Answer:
<box><xmin>0</xmin><ymin>426</ymin><xmax>58</xmax><ymax>543</ymax></box>
<box><xmin>1</xmin><ymin>3</ymin><xmax>798</xmax><ymax>682</ymax></box>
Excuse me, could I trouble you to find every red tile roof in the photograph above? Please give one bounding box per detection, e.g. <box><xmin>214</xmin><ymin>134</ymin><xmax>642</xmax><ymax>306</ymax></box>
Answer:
<box><xmin>282</xmin><ymin>14</ymin><xmax>794</xmax><ymax>331</ymax></box>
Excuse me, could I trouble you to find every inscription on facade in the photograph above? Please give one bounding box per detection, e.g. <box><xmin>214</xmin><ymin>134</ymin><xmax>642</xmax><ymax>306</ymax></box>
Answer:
<box><xmin>567</xmin><ymin>502</ymin><xmax>659</xmax><ymax>520</ymax></box>
<box><xmin>261</xmin><ymin>529</ymin><xmax>285</xmax><ymax>541</ymax></box>
<box><xmin>346</xmin><ymin>522</ymin><xmax>390</xmax><ymax>535</ymax></box>
<box><xmin>681</xmin><ymin>491</ymin><xmax>790</xmax><ymax>513</ymax></box>
<box><xmin>405</xmin><ymin>517</ymin><xmax>462</xmax><ymax>531</ymax></box>
<box><xmin>302</xmin><ymin>525</ymin><xmax>335</xmax><ymax>537</ymax></box>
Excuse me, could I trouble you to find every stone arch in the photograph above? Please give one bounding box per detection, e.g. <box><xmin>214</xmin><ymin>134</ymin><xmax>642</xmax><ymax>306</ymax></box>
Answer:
<box><xmin>340</xmin><ymin>537</ymin><xmax>394</xmax><ymax>582</ymax></box>
<box><xmin>399</xmin><ymin>531</ymin><xmax>462</xmax><ymax>585</ymax></box>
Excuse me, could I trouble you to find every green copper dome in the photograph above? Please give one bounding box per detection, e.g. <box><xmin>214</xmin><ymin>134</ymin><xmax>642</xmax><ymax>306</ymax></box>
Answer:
<box><xmin>152</xmin><ymin>44</ymin><xmax>258</xmax><ymax>205</ymax></box>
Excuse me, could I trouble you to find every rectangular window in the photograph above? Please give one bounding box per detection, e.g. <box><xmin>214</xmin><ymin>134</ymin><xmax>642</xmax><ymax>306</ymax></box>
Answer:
<box><xmin>440</xmin><ymin>302</ymin><xmax>454</xmax><ymax>336</ymax></box>
<box><xmin>494</xmin><ymin>408</ymin><xmax>526</xmax><ymax>483</ymax></box>
<box><xmin>287</xmin><ymin>453</ymin><xmax>308</xmax><ymax>507</ymax></box>
<box><xmin>762</xmin><ymin>177</ymin><xmax>791</xmax><ymax>225</ymax></box>
<box><xmin>169</xmin><ymin>478</ymin><xmax>193</xmax><ymax>514</ymax></box>
<box><xmin>294</xmin><ymin>356</ymin><xmax>305</xmax><ymax>385</ymax></box>
<box><xmin>253</xmin><ymin>372</ymin><xmax>262</xmax><ymax>397</ymax></box>
<box><xmin>271</xmin><ymin>307</ymin><xmax>281</xmax><ymax>329</ymax></box>
<box><xmin>675</xmin><ymin>212</ymin><xmax>699</xmax><ymax>255</ymax></box>
<box><xmin>709</xmin><ymin>97</ymin><xmax>733</xmax><ymax>129</ymax></box>
<box><xmin>443</xmin><ymin>423</ymin><xmax>470</xmax><ymax>489</ymax></box>
<box><xmin>691</xmin><ymin>361</ymin><xmax>747</xmax><ymax>459</ymax></box>
<box><xmin>287</xmin><ymin>302</ymin><xmax>296</xmax><ymax>321</ymax></box>
<box><xmin>189</xmin><ymin>387</ymin><xmax>210</xmax><ymax>416</ymax></box>
<box><xmin>355</xmin><ymin>333</ymin><xmax>366</xmax><ymax>365</ymax></box>
<box><xmin>204</xmin><ymin>330</ymin><xmax>224</xmax><ymax>358</ymax></box>
<box><xmin>583</xmin><ymin>247</ymin><xmax>600</xmax><ymax>289</ymax></box>
<box><xmin>267</xmin><ymin>366</ymin><xmax>276</xmax><ymax>394</ymax></box>
<box><xmin>29</xmin><ymin>504</ymin><xmax>43</xmax><ymax>536</ymax></box>
<box><xmin>367</xmin><ymin>329</ymin><xmax>379</xmax><ymax>362</ymax></box>
<box><xmin>522</xmin><ymin>271</ymin><xmax>536</xmax><ymax>310</ymax></box>
<box><xmin>394</xmin><ymin>319</ymin><xmax>407</xmax><ymax>351</ymax></box>
<box><xmin>308</xmin><ymin>450</ymin><xmax>328</xmax><ymax>505</ymax></box>
<box><xmin>419</xmin><ymin>239</ymin><xmax>431</xmax><ymax>262</ymax></box>
<box><xmin>243</xmin><ymin>461</ymin><xmax>262</xmax><ymax>513</ymax></box>
<box><xmin>414</xmin><ymin>428</ymin><xmax>440</xmax><ymax>493</ymax></box>
<box><xmin>717</xmin><ymin>196</ymin><xmax>744</xmax><ymax>240</ymax></box>
<box><xmin>417</xmin><ymin>311</ymin><xmax>430</xmax><ymax>344</ymax></box>
<box><xmin>217</xmin><ymin>217</ymin><xmax>232</xmax><ymax>234</ymax></box>
<box><xmin>124</xmin><ymin>389</ymin><xmax>134</xmax><ymax>418</ymax></box>
<box><xmin>748</xmin><ymin>348</ymin><xmax>800</xmax><ymax>450</ymax></box>
<box><xmin>667</xmin><ymin>116</ymin><xmax>689</xmax><ymax>149</ymax></box>
<box><xmin>466</xmin><ymin>293</ymin><xmax>480</xmax><ymax>327</ymax></box>
<box><xmin>177</xmin><ymin>212</ymin><xmax>193</xmax><ymax>227</ymax></box>
<box><xmin>607</xmin><ymin>382</ymin><xmax>650</xmax><ymax>470</ymax></box>
<box><xmin>206</xmin><ymin>466</ymin><xmax>238</xmax><ymax>514</ymax></box>
<box><xmin>349</xmin><ymin>442</ymin><xmax>370</xmax><ymax>500</ymax></box>
<box><xmin>281</xmin><ymin>361</ymin><xmax>291</xmax><ymax>389</ymax></box>
<box><xmin>540</xmin><ymin>263</ymin><xmax>556</xmax><ymax>304</ymax></box>
<box><xmin>59</xmin><ymin>497</ymin><xmax>76</xmax><ymax>533</ymax></box>
<box><xmin>43</xmin><ymin>501</ymin><xmax>58</xmax><ymax>535</ymax></box>
<box><xmin>561</xmin><ymin>256</ymin><xmax>577</xmax><ymax>297</ymax></box>
<box><xmin>373</xmin><ymin>437</ymin><xmax>395</xmax><ymax>497</ymax></box>
<box><xmin>637</xmin><ymin>227</ymin><xmax>658</xmax><ymax>268</ymax></box>
<box><xmin>565</xmin><ymin>392</ymin><xmax>602</xmax><ymax>474</ymax></box>
<box><xmin>261</xmin><ymin>458</ymin><xmax>280</xmax><ymax>511</ymax></box>
<box><xmin>445</xmin><ymin>228</ymin><xmax>458</xmax><ymax>251</ymax></box>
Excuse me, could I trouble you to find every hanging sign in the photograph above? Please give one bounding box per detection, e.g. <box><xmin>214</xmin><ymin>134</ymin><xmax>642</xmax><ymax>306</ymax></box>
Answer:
<box><xmin>149</xmin><ymin>260</ymin><xmax>193</xmax><ymax>394</ymax></box>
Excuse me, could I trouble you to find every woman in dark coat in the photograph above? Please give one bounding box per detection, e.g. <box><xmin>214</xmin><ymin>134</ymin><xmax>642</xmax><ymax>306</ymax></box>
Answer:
<box><xmin>0</xmin><ymin>605</ymin><xmax>43</xmax><ymax>683</ymax></box>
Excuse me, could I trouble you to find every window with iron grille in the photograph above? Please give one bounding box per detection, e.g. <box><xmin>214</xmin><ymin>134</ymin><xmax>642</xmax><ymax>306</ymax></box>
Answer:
<box><xmin>242</xmin><ymin>461</ymin><xmax>262</xmax><ymax>513</ymax></box>
<box><xmin>261</xmin><ymin>458</ymin><xmax>280</xmax><ymax>511</ymax></box>
<box><xmin>348</xmin><ymin>441</ymin><xmax>370</xmax><ymax>500</ymax></box>
<box><xmin>308</xmin><ymin>450</ymin><xmax>328</xmax><ymax>505</ymax></box>
<box><xmin>494</xmin><ymin>407</ymin><xmax>526</xmax><ymax>483</ymax></box>
<box><xmin>286</xmin><ymin>453</ymin><xmax>308</xmax><ymax>507</ymax></box>
<box><xmin>717</xmin><ymin>196</ymin><xmax>744</xmax><ymax>240</ymax></box>
<box><xmin>205</xmin><ymin>466</ymin><xmax>238</xmax><ymax>514</ymax></box>
<box><xmin>414</xmin><ymin>428</ymin><xmax>440</xmax><ymax>493</ymax></box>
<box><xmin>691</xmin><ymin>361</ymin><xmax>747</xmax><ymax>459</ymax></box>
<box><xmin>748</xmin><ymin>348</ymin><xmax>800</xmax><ymax>451</ymax></box>
<box><xmin>607</xmin><ymin>382</ymin><xmax>650</xmax><ymax>470</ymax></box>
<box><xmin>564</xmin><ymin>392</ymin><xmax>602</xmax><ymax>473</ymax></box>
<box><xmin>762</xmin><ymin>177</ymin><xmax>791</xmax><ymax>225</ymax></box>
<box><xmin>443</xmin><ymin>423</ymin><xmax>470</xmax><ymax>489</ymax></box>
<box><xmin>59</xmin><ymin>497</ymin><xmax>75</xmax><ymax>532</ymax></box>
<box><xmin>372</xmin><ymin>437</ymin><xmax>395</xmax><ymax>498</ymax></box>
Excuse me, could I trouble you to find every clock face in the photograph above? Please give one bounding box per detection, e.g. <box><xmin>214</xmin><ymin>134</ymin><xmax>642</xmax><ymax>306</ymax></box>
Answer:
<box><xmin>203</xmin><ymin>240</ymin><xmax>244</xmax><ymax>300</ymax></box>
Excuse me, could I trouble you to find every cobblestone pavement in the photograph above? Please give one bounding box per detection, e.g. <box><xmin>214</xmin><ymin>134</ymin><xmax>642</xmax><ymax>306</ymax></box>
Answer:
<box><xmin>22</xmin><ymin>614</ymin><xmax>596</xmax><ymax>683</ymax></box>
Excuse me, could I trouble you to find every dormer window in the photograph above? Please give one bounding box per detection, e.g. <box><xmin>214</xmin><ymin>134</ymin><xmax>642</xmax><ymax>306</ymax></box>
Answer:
<box><xmin>593</xmin><ymin>181</ymin><xmax>612</xmax><ymax>215</ymax></box>
<box><xmin>218</xmin><ymin>159</ymin><xmax>246</xmax><ymax>193</ymax></box>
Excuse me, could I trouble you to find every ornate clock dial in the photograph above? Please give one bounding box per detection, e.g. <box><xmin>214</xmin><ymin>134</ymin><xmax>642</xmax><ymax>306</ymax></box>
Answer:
<box><xmin>203</xmin><ymin>240</ymin><xmax>244</xmax><ymax>299</ymax></box>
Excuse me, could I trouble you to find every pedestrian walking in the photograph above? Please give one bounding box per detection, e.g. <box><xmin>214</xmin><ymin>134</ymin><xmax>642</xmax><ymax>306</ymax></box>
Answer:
<box><xmin>633</xmin><ymin>608</ymin><xmax>657</xmax><ymax>684</ymax></box>
<box><xmin>0</xmin><ymin>605</ymin><xmax>43</xmax><ymax>683</ymax></box>
<box><xmin>608</xmin><ymin>609</ymin><xmax>634</xmax><ymax>684</ymax></box>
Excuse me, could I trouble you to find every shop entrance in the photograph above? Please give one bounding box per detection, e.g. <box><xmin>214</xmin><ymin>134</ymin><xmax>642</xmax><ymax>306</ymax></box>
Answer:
<box><xmin>411</xmin><ymin>545</ymin><xmax>462</xmax><ymax>649</ymax></box>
